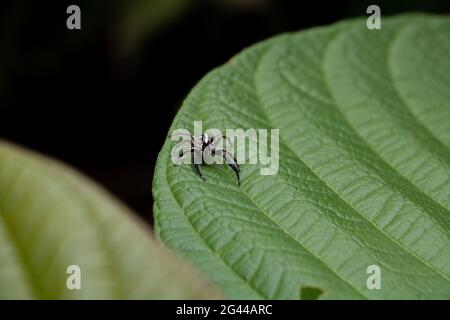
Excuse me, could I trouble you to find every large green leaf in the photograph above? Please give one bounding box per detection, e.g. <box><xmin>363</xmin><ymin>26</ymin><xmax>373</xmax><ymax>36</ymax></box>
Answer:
<box><xmin>152</xmin><ymin>14</ymin><xmax>450</xmax><ymax>299</ymax></box>
<box><xmin>0</xmin><ymin>141</ymin><xmax>218</xmax><ymax>299</ymax></box>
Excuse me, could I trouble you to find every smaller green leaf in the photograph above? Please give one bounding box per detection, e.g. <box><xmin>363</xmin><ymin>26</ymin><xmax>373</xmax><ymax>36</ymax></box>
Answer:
<box><xmin>0</xmin><ymin>141</ymin><xmax>219</xmax><ymax>299</ymax></box>
<box><xmin>299</xmin><ymin>286</ymin><xmax>325</xmax><ymax>300</ymax></box>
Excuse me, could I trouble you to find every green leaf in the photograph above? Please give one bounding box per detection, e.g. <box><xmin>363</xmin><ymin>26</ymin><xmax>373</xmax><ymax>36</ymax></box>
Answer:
<box><xmin>0</xmin><ymin>141</ymin><xmax>219</xmax><ymax>299</ymax></box>
<box><xmin>152</xmin><ymin>14</ymin><xmax>450</xmax><ymax>299</ymax></box>
<box><xmin>299</xmin><ymin>286</ymin><xmax>324</xmax><ymax>300</ymax></box>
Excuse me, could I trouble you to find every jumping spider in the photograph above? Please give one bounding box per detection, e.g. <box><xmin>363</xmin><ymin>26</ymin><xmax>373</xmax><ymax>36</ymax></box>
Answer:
<box><xmin>171</xmin><ymin>132</ymin><xmax>240</xmax><ymax>185</ymax></box>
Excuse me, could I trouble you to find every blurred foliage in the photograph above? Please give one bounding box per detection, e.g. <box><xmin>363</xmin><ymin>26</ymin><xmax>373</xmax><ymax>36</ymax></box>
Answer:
<box><xmin>0</xmin><ymin>141</ymin><xmax>220</xmax><ymax>299</ymax></box>
<box><xmin>116</xmin><ymin>0</ymin><xmax>193</xmax><ymax>57</ymax></box>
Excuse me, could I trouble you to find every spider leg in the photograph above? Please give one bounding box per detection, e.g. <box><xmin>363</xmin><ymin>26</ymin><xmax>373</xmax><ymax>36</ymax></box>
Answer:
<box><xmin>228</xmin><ymin>162</ymin><xmax>240</xmax><ymax>186</ymax></box>
<box><xmin>211</xmin><ymin>134</ymin><xmax>234</xmax><ymax>152</ymax></box>
<box><xmin>169</xmin><ymin>132</ymin><xmax>195</xmax><ymax>153</ymax></box>
<box><xmin>173</xmin><ymin>150</ymin><xmax>181</xmax><ymax>166</ymax></box>
<box><xmin>222</xmin><ymin>135</ymin><xmax>234</xmax><ymax>150</ymax></box>
<box><xmin>216</xmin><ymin>148</ymin><xmax>240</xmax><ymax>185</ymax></box>
<box><xmin>171</xmin><ymin>145</ymin><xmax>183</xmax><ymax>166</ymax></box>
<box><xmin>219</xmin><ymin>136</ymin><xmax>239</xmax><ymax>169</ymax></box>
<box><xmin>191</xmin><ymin>148</ymin><xmax>206</xmax><ymax>181</ymax></box>
<box><xmin>171</xmin><ymin>140</ymin><xmax>193</xmax><ymax>166</ymax></box>
<box><xmin>209</xmin><ymin>135</ymin><xmax>237</xmax><ymax>164</ymax></box>
<box><xmin>193</xmin><ymin>163</ymin><xmax>206</xmax><ymax>181</ymax></box>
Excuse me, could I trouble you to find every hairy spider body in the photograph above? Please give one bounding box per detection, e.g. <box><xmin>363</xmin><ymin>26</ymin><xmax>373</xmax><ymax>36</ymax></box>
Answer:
<box><xmin>171</xmin><ymin>133</ymin><xmax>240</xmax><ymax>185</ymax></box>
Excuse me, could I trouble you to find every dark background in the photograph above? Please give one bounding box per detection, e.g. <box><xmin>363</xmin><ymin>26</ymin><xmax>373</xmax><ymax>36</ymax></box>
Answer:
<box><xmin>1</xmin><ymin>0</ymin><xmax>448</xmax><ymax>224</ymax></box>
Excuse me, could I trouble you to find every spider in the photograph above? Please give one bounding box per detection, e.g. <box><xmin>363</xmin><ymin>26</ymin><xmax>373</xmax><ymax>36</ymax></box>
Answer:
<box><xmin>171</xmin><ymin>132</ymin><xmax>240</xmax><ymax>185</ymax></box>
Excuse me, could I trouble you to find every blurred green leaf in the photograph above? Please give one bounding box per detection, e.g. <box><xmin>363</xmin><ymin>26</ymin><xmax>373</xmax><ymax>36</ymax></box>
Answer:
<box><xmin>0</xmin><ymin>141</ymin><xmax>219</xmax><ymax>299</ymax></box>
